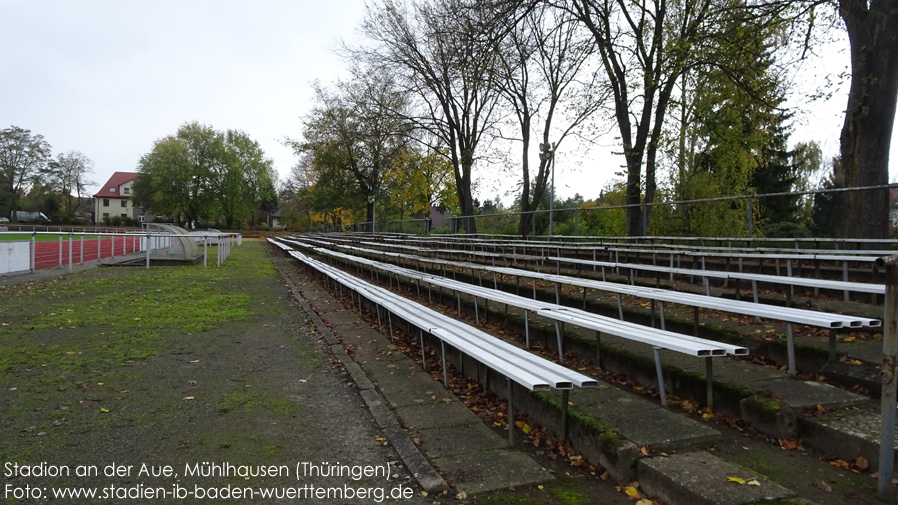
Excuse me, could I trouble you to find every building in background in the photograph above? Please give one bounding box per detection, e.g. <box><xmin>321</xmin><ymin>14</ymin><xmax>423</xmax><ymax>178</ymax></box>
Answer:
<box><xmin>93</xmin><ymin>172</ymin><xmax>144</xmax><ymax>225</ymax></box>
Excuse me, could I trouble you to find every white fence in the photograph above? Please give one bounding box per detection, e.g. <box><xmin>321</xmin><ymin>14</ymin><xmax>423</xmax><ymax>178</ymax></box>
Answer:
<box><xmin>0</xmin><ymin>231</ymin><xmax>242</xmax><ymax>275</ymax></box>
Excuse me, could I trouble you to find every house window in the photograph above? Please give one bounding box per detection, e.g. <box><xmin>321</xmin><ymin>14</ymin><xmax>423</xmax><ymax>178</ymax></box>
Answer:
<box><xmin>121</xmin><ymin>200</ymin><xmax>127</xmax><ymax>208</ymax></box>
<box><xmin>102</xmin><ymin>213</ymin><xmax>109</xmax><ymax>218</ymax></box>
<box><xmin>121</xmin><ymin>213</ymin><xmax>127</xmax><ymax>218</ymax></box>
<box><xmin>123</xmin><ymin>187</ymin><xmax>130</xmax><ymax>195</ymax></box>
<box><xmin>109</xmin><ymin>187</ymin><xmax>116</xmax><ymax>193</ymax></box>
<box><xmin>103</xmin><ymin>199</ymin><xmax>109</xmax><ymax>207</ymax></box>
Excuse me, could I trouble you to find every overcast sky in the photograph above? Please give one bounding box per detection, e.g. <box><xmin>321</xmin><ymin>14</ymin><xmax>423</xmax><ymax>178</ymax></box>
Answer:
<box><xmin>2</xmin><ymin>0</ymin><xmax>895</xmax><ymax>204</ymax></box>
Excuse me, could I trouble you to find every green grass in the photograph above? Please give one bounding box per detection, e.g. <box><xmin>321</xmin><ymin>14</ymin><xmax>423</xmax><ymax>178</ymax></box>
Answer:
<box><xmin>217</xmin><ymin>390</ymin><xmax>301</xmax><ymax>416</ymax></box>
<box><xmin>0</xmin><ymin>241</ymin><xmax>274</xmax><ymax>377</ymax></box>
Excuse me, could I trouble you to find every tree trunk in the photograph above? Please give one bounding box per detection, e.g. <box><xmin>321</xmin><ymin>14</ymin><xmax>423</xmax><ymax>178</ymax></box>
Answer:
<box><xmin>838</xmin><ymin>0</ymin><xmax>898</xmax><ymax>241</ymax></box>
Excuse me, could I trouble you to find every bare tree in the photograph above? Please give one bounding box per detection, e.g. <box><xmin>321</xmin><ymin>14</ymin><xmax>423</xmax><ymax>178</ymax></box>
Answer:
<box><xmin>836</xmin><ymin>0</ymin><xmax>898</xmax><ymax>240</ymax></box>
<box><xmin>46</xmin><ymin>150</ymin><xmax>95</xmax><ymax>217</ymax></box>
<box><xmin>565</xmin><ymin>0</ymin><xmax>719</xmax><ymax>236</ymax></box>
<box><xmin>357</xmin><ymin>0</ymin><xmax>506</xmax><ymax>233</ymax></box>
<box><xmin>492</xmin><ymin>4</ymin><xmax>605</xmax><ymax>236</ymax></box>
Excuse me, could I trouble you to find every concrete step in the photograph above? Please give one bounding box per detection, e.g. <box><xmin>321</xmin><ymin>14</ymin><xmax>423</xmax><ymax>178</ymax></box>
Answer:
<box><xmin>800</xmin><ymin>403</ymin><xmax>898</xmax><ymax>473</ymax></box>
<box><xmin>638</xmin><ymin>451</ymin><xmax>797</xmax><ymax>505</ymax></box>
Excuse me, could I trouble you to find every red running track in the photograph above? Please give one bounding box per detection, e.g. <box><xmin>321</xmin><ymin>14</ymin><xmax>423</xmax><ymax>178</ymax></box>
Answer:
<box><xmin>32</xmin><ymin>236</ymin><xmax>142</xmax><ymax>270</ymax></box>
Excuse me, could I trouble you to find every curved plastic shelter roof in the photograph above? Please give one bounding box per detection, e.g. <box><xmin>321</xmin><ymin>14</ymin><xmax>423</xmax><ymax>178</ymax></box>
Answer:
<box><xmin>146</xmin><ymin>223</ymin><xmax>200</xmax><ymax>260</ymax></box>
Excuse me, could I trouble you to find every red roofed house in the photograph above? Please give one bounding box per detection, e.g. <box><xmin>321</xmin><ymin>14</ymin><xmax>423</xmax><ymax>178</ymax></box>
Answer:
<box><xmin>94</xmin><ymin>172</ymin><xmax>142</xmax><ymax>224</ymax></box>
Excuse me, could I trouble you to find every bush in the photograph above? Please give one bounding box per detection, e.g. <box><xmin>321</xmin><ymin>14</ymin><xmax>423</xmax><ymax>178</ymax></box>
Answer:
<box><xmin>761</xmin><ymin>221</ymin><xmax>812</xmax><ymax>238</ymax></box>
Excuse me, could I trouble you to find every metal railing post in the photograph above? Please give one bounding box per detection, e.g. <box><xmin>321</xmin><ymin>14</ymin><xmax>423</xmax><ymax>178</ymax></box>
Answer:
<box><xmin>68</xmin><ymin>232</ymin><xmax>73</xmax><ymax>272</ymax></box>
<box><xmin>874</xmin><ymin>254</ymin><xmax>898</xmax><ymax>499</ymax></box>
<box><xmin>747</xmin><ymin>196</ymin><xmax>754</xmax><ymax>238</ymax></box>
<box><xmin>30</xmin><ymin>233</ymin><xmax>35</xmax><ymax>272</ymax></box>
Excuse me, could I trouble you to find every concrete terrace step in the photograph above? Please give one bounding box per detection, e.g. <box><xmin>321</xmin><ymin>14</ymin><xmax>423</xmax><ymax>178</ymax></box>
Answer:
<box><xmin>270</xmin><ymin>239</ymin><xmax>895</xmax><ymax>503</ymax></box>
<box><xmin>638</xmin><ymin>451</ymin><xmax>796</xmax><ymax>505</ymax></box>
<box><xmin>800</xmin><ymin>403</ymin><xmax>898</xmax><ymax>473</ymax></box>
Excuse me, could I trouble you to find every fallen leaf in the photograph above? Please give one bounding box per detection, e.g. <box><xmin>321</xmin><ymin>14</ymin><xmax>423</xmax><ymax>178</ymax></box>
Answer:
<box><xmin>746</xmin><ymin>479</ymin><xmax>760</xmax><ymax>486</ymax></box>
<box><xmin>456</xmin><ymin>491</ymin><xmax>467</xmax><ymax>500</ymax></box>
<box><xmin>727</xmin><ymin>477</ymin><xmax>746</xmax><ymax>485</ymax></box>
<box><xmin>636</xmin><ymin>500</ymin><xmax>652</xmax><ymax>505</ymax></box>
<box><xmin>99</xmin><ymin>408</ymin><xmax>110</xmax><ymax>413</ymax></box>
<box><xmin>624</xmin><ymin>485</ymin><xmax>640</xmax><ymax>498</ymax></box>
<box><xmin>812</xmin><ymin>480</ymin><xmax>832</xmax><ymax>493</ymax></box>
<box><xmin>855</xmin><ymin>456</ymin><xmax>869</xmax><ymax>472</ymax></box>
<box><xmin>189</xmin><ymin>360</ymin><xmax>199</xmax><ymax>363</ymax></box>
<box><xmin>183</xmin><ymin>396</ymin><xmax>195</xmax><ymax>401</ymax></box>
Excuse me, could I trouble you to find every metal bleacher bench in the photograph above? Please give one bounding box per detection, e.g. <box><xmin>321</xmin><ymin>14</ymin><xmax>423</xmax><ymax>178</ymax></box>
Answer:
<box><xmin>268</xmin><ymin>238</ymin><xmax>597</xmax><ymax>444</ymax></box>
<box><xmin>548</xmin><ymin>256</ymin><xmax>885</xmax><ymax>300</ymax></box>
<box><xmin>284</xmin><ymin>236</ymin><xmax>880</xmax><ymax>379</ymax></box>
<box><xmin>276</xmin><ymin>237</ymin><xmax>748</xmax><ymax>409</ymax></box>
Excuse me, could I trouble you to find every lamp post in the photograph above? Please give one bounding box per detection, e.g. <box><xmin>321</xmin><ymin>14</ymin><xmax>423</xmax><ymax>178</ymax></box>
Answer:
<box><xmin>368</xmin><ymin>194</ymin><xmax>375</xmax><ymax>233</ymax></box>
<box><xmin>540</xmin><ymin>142</ymin><xmax>556</xmax><ymax>236</ymax></box>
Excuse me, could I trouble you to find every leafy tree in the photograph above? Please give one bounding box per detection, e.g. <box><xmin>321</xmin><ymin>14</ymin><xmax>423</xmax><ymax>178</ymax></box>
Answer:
<box><xmin>175</xmin><ymin>122</ymin><xmax>221</xmax><ymax>226</ymax></box>
<box><xmin>293</xmin><ymin>72</ymin><xmax>410</xmax><ymax>231</ymax></box>
<box><xmin>660</xmin><ymin>2</ymin><xmax>790</xmax><ymax>237</ymax></box>
<box><xmin>752</xmin><ymin>114</ymin><xmax>802</xmax><ymax>236</ymax></box>
<box><xmin>133</xmin><ymin>136</ymin><xmax>194</xmax><ymax>227</ymax></box>
<box><xmin>135</xmin><ymin>123</ymin><xmax>275</xmax><ymax>229</ymax></box>
<box><xmin>0</xmin><ymin>126</ymin><xmax>52</xmax><ymax>222</ymax></box>
<box><xmin>383</xmin><ymin>146</ymin><xmax>458</xmax><ymax>220</ymax></box>
<box><xmin>214</xmin><ymin>130</ymin><xmax>275</xmax><ymax>229</ymax></box>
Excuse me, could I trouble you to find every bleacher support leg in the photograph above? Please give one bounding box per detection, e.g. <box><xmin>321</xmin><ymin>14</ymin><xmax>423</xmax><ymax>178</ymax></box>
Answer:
<box><xmin>653</xmin><ymin>347</ymin><xmax>668</xmax><ymax>408</ymax></box>
<box><xmin>786</xmin><ymin>322</ymin><xmax>796</xmax><ymax>377</ymax></box>
<box><xmin>562</xmin><ymin>389</ymin><xmax>570</xmax><ymax>442</ymax></box>
<box><xmin>420</xmin><ymin>330</ymin><xmax>426</xmax><ymax>369</ymax></box>
<box><xmin>693</xmin><ymin>306</ymin><xmax>700</xmax><ymax>336</ymax></box>
<box><xmin>507</xmin><ymin>378</ymin><xmax>514</xmax><ymax>447</ymax></box>
<box><xmin>388</xmin><ymin>312</ymin><xmax>394</xmax><ymax>342</ymax></box>
<box><xmin>441</xmin><ymin>341</ymin><xmax>448</xmax><ymax>387</ymax></box>
<box><xmin>616</xmin><ymin>294</ymin><xmax>624</xmax><ymax>321</ymax></box>
<box><xmin>828</xmin><ymin>328</ymin><xmax>837</xmax><ymax>363</ymax></box>
<box><xmin>706</xmin><ymin>357</ymin><xmax>714</xmax><ymax>411</ymax></box>
<box><xmin>553</xmin><ymin>321</ymin><xmax>564</xmax><ymax>364</ymax></box>
<box><xmin>659</xmin><ymin>302</ymin><xmax>666</xmax><ymax>331</ymax></box>
<box><xmin>524</xmin><ymin>311</ymin><xmax>530</xmax><ymax>349</ymax></box>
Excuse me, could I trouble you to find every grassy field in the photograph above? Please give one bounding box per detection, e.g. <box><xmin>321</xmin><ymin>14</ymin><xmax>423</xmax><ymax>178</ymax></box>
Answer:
<box><xmin>0</xmin><ymin>243</ymin><xmax>272</xmax><ymax>375</ymax></box>
<box><xmin>0</xmin><ymin>241</ymin><xmax>287</xmax><ymax>464</ymax></box>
